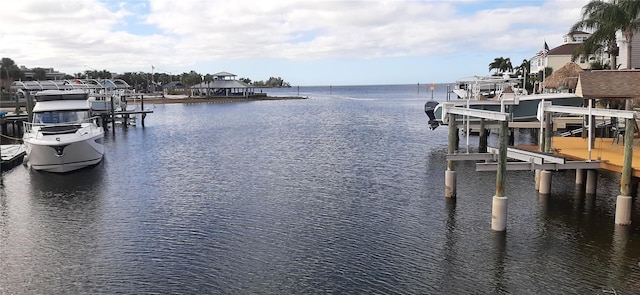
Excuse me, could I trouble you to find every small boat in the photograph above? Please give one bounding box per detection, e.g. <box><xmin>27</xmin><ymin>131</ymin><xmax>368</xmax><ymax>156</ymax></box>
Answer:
<box><xmin>22</xmin><ymin>89</ymin><xmax>105</xmax><ymax>173</ymax></box>
<box><xmin>426</xmin><ymin>75</ymin><xmax>584</xmax><ymax>130</ymax></box>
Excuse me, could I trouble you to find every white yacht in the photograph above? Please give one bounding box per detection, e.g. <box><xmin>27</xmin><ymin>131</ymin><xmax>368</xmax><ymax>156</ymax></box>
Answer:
<box><xmin>23</xmin><ymin>89</ymin><xmax>105</xmax><ymax>173</ymax></box>
<box><xmin>425</xmin><ymin>75</ymin><xmax>583</xmax><ymax>130</ymax></box>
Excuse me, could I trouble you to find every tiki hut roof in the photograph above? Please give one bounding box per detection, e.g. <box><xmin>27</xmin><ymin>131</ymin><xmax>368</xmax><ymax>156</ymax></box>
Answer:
<box><xmin>576</xmin><ymin>70</ymin><xmax>640</xmax><ymax>99</ymax></box>
<box><xmin>542</xmin><ymin>62</ymin><xmax>583</xmax><ymax>90</ymax></box>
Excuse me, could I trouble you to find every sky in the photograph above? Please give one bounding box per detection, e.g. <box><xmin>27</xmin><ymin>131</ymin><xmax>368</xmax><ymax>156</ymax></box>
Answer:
<box><xmin>0</xmin><ymin>0</ymin><xmax>591</xmax><ymax>86</ymax></box>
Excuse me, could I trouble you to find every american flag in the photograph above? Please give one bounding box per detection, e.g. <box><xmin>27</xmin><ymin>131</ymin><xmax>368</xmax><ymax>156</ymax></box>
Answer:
<box><xmin>543</xmin><ymin>41</ymin><xmax>549</xmax><ymax>56</ymax></box>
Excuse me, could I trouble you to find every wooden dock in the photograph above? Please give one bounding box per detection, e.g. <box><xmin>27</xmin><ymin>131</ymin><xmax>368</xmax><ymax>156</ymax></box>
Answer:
<box><xmin>545</xmin><ymin>136</ymin><xmax>640</xmax><ymax>178</ymax></box>
<box><xmin>1</xmin><ymin>144</ymin><xmax>25</xmax><ymax>172</ymax></box>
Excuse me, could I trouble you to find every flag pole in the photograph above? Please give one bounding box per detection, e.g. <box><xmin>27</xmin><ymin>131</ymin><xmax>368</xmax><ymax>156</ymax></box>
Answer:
<box><xmin>541</xmin><ymin>40</ymin><xmax>549</xmax><ymax>93</ymax></box>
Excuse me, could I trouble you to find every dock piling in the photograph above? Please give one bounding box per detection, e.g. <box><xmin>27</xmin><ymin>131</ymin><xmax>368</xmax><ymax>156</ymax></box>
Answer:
<box><xmin>479</xmin><ymin>118</ymin><xmax>487</xmax><ymax>153</ymax></box>
<box><xmin>446</xmin><ymin>112</ymin><xmax>457</xmax><ymax>198</ymax></box>
<box><xmin>575</xmin><ymin>169</ymin><xmax>586</xmax><ymax>191</ymax></box>
<box><xmin>491</xmin><ymin>120</ymin><xmax>508</xmax><ymax>231</ymax></box>
<box><xmin>586</xmin><ymin>170</ymin><xmax>598</xmax><ymax>195</ymax></box>
<box><xmin>615</xmin><ymin>116</ymin><xmax>635</xmax><ymax>225</ymax></box>
<box><xmin>539</xmin><ymin>170</ymin><xmax>552</xmax><ymax>195</ymax></box>
<box><xmin>615</xmin><ymin>195</ymin><xmax>633</xmax><ymax>225</ymax></box>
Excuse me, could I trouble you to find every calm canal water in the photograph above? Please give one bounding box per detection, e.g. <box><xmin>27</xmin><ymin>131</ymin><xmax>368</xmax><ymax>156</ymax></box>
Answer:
<box><xmin>1</xmin><ymin>84</ymin><xmax>640</xmax><ymax>294</ymax></box>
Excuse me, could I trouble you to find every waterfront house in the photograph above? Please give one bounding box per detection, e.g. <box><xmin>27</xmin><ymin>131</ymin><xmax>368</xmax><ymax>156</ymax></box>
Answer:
<box><xmin>190</xmin><ymin>72</ymin><xmax>256</xmax><ymax>97</ymax></box>
<box><xmin>163</xmin><ymin>81</ymin><xmax>185</xmax><ymax>92</ymax></box>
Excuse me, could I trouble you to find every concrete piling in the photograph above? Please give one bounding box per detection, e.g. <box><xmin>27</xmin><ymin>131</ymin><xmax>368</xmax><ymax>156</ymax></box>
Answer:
<box><xmin>576</xmin><ymin>169</ymin><xmax>584</xmax><ymax>187</ymax></box>
<box><xmin>539</xmin><ymin>170</ymin><xmax>552</xmax><ymax>195</ymax></box>
<box><xmin>615</xmin><ymin>195</ymin><xmax>633</xmax><ymax>225</ymax></box>
<box><xmin>586</xmin><ymin>169</ymin><xmax>598</xmax><ymax>195</ymax></box>
<box><xmin>491</xmin><ymin>196</ymin><xmax>508</xmax><ymax>231</ymax></box>
<box><xmin>445</xmin><ymin>170</ymin><xmax>457</xmax><ymax>198</ymax></box>
<box><xmin>491</xmin><ymin>120</ymin><xmax>508</xmax><ymax>231</ymax></box>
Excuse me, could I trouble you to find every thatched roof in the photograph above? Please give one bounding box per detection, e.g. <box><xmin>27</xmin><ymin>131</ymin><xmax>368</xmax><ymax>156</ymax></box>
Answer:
<box><xmin>576</xmin><ymin>70</ymin><xmax>640</xmax><ymax>99</ymax></box>
<box><xmin>542</xmin><ymin>62</ymin><xmax>583</xmax><ymax>90</ymax></box>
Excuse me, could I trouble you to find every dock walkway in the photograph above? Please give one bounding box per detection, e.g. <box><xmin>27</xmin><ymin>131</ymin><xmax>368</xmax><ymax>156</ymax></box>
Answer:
<box><xmin>1</xmin><ymin>144</ymin><xmax>25</xmax><ymax>171</ymax></box>
<box><xmin>543</xmin><ymin>136</ymin><xmax>640</xmax><ymax>177</ymax></box>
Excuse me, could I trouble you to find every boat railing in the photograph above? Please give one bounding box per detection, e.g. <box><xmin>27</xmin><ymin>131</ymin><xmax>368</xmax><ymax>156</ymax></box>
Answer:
<box><xmin>23</xmin><ymin>116</ymin><xmax>102</xmax><ymax>137</ymax></box>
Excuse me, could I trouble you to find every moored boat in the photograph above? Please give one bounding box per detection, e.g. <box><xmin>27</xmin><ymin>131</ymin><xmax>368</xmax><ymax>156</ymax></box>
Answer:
<box><xmin>426</xmin><ymin>75</ymin><xmax>584</xmax><ymax>130</ymax></box>
<box><xmin>22</xmin><ymin>89</ymin><xmax>105</xmax><ymax>173</ymax></box>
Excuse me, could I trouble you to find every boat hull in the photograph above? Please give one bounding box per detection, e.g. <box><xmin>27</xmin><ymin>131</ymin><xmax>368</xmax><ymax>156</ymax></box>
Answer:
<box><xmin>24</xmin><ymin>131</ymin><xmax>104</xmax><ymax>173</ymax></box>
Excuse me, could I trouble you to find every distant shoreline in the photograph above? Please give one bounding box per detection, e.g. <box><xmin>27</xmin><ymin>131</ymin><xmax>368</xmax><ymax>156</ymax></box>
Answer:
<box><xmin>127</xmin><ymin>95</ymin><xmax>307</xmax><ymax>105</ymax></box>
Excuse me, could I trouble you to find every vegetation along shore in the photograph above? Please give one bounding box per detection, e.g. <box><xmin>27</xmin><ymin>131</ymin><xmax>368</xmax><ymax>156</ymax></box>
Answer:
<box><xmin>127</xmin><ymin>94</ymin><xmax>307</xmax><ymax>105</ymax></box>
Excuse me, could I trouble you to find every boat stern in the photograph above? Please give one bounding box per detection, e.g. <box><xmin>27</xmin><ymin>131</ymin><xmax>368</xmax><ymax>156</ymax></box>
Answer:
<box><xmin>424</xmin><ymin>101</ymin><xmax>440</xmax><ymax>130</ymax></box>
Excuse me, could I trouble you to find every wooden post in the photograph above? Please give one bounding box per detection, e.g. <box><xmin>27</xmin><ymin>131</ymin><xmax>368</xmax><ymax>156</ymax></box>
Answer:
<box><xmin>544</xmin><ymin>112</ymin><xmax>552</xmax><ymax>153</ymax></box>
<box><xmin>0</xmin><ymin>113</ymin><xmax>3</xmax><ymax>176</ymax></box>
<box><xmin>479</xmin><ymin>118</ymin><xmax>487</xmax><ymax>153</ymax></box>
<box><xmin>492</xmin><ymin>120</ymin><xmax>508</xmax><ymax>231</ymax></box>
<box><xmin>25</xmin><ymin>92</ymin><xmax>33</xmax><ymax>124</ymax></box>
<box><xmin>539</xmin><ymin>113</ymin><xmax>546</xmax><ymax>152</ymax></box>
<box><xmin>141</xmin><ymin>95</ymin><xmax>146</xmax><ymax>127</ymax></box>
<box><xmin>616</xmin><ymin>116</ymin><xmax>635</xmax><ymax>225</ymax></box>
<box><xmin>110</xmin><ymin>95</ymin><xmax>115</xmax><ymax>134</ymax></box>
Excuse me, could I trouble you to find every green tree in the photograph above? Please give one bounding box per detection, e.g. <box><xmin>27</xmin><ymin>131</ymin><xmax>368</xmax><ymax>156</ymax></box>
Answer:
<box><xmin>539</xmin><ymin>67</ymin><xmax>553</xmax><ymax>80</ymax></box>
<box><xmin>0</xmin><ymin>58</ymin><xmax>23</xmax><ymax>92</ymax></box>
<box><xmin>32</xmin><ymin>67</ymin><xmax>47</xmax><ymax>81</ymax></box>
<box><xmin>590</xmin><ymin>60</ymin><xmax>609</xmax><ymax>70</ymax></box>
<box><xmin>1</xmin><ymin>58</ymin><xmax>23</xmax><ymax>81</ymax></box>
<box><xmin>514</xmin><ymin>59</ymin><xmax>532</xmax><ymax>92</ymax></box>
<box><xmin>180</xmin><ymin>71</ymin><xmax>202</xmax><ymax>97</ymax></box>
<box><xmin>571</xmin><ymin>0</ymin><xmax>640</xmax><ymax>69</ymax></box>
<box><xmin>488</xmin><ymin>57</ymin><xmax>513</xmax><ymax>74</ymax></box>
<box><xmin>84</xmin><ymin>69</ymin><xmax>112</xmax><ymax>79</ymax></box>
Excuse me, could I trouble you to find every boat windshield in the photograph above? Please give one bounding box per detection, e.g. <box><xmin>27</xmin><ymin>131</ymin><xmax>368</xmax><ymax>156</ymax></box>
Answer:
<box><xmin>34</xmin><ymin>110</ymin><xmax>91</xmax><ymax>124</ymax></box>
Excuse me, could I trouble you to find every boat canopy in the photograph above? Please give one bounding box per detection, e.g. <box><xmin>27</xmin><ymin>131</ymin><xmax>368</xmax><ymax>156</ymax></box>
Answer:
<box><xmin>11</xmin><ymin>79</ymin><xmax>131</xmax><ymax>92</ymax></box>
<box><xmin>34</xmin><ymin>89</ymin><xmax>89</xmax><ymax>102</ymax></box>
<box><xmin>33</xmin><ymin>100</ymin><xmax>91</xmax><ymax>112</ymax></box>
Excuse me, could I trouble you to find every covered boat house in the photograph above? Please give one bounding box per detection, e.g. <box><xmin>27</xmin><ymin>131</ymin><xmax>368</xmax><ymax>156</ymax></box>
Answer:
<box><xmin>190</xmin><ymin>72</ymin><xmax>257</xmax><ymax>98</ymax></box>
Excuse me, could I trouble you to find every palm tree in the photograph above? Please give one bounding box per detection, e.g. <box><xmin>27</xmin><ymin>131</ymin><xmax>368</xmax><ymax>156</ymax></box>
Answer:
<box><xmin>488</xmin><ymin>57</ymin><xmax>513</xmax><ymax>75</ymax></box>
<box><xmin>514</xmin><ymin>59</ymin><xmax>530</xmax><ymax>77</ymax></box>
<box><xmin>181</xmin><ymin>71</ymin><xmax>202</xmax><ymax>97</ymax></box>
<box><xmin>514</xmin><ymin>59</ymin><xmax>531</xmax><ymax>91</ymax></box>
<box><xmin>571</xmin><ymin>0</ymin><xmax>640</xmax><ymax>70</ymax></box>
<box><xmin>571</xmin><ymin>38</ymin><xmax>609</xmax><ymax>66</ymax></box>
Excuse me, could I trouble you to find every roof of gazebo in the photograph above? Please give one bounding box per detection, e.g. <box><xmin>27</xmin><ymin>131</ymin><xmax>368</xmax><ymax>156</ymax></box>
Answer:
<box><xmin>543</xmin><ymin>62</ymin><xmax>583</xmax><ymax>90</ymax></box>
<box><xmin>192</xmin><ymin>79</ymin><xmax>250</xmax><ymax>89</ymax></box>
<box><xmin>576</xmin><ymin>70</ymin><xmax>640</xmax><ymax>99</ymax></box>
<box><xmin>213</xmin><ymin>71</ymin><xmax>236</xmax><ymax>79</ymax></box>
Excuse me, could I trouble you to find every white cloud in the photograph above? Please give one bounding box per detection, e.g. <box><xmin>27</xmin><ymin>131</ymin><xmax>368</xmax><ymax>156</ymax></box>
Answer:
<box><xmin>0</xmin><ymin>0</ymin><xmax>591</xmax><ymax>80</ymax></box>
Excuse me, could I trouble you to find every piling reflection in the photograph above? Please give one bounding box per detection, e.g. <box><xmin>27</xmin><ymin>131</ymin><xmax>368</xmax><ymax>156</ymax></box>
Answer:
<box><xmin>490</xmin><ymin>231</ymin><xmax>507</xmax><ymax>293</ymax></box>
<box><xmin>439</xmin><ymin>197</ymin><xmax>458</xmax><ymax>290</ymax></box>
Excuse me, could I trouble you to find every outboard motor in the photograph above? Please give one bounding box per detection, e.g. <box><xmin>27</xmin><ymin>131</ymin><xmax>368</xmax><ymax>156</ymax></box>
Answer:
<box><xmin>424</xmin><ymin>100</ymin><xmax>440</xmax><ymax>130</ymax></box>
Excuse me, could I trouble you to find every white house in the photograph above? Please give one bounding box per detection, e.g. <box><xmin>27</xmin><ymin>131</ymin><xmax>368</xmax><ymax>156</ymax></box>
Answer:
<box><xmin>617</xmin><ymin>33</ymin><xmax>640</xmax><ymax>69</ymax></box>
<box><xmin>530</xmin><ymin>31</ymin><xmax>614</xmax><ymax>86</ymax></box>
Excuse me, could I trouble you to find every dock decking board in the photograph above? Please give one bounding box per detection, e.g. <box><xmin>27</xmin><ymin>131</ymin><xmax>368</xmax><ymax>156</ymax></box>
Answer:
<box><xmin>521</xmin><ymin>137</ymin><xmax>640</xmax><ymax>178</ymax></box>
